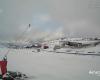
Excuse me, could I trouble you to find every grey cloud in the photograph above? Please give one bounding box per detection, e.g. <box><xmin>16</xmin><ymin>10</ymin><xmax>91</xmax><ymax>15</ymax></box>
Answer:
<box><xmin>0</xmin><ymin>0</ymin><xmax>100</xmax><ymax>41</ymax></box>
<box><xmin>49</xmin><ymin>0</ymin><xmax>100</xmax><ymax>37</ymax></box>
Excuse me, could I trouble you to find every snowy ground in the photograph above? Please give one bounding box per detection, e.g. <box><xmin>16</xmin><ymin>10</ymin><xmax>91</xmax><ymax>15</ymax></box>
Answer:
<box><xmin>0</xmin><ymin>46</ymin><xmax>100</xmax><ymax>80</ymax></box>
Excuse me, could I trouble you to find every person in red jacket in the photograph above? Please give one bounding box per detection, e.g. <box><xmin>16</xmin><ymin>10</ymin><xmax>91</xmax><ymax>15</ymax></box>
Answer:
<box><xmin>0</xmin><ymin>56</ymin><xmax>14</xmax><ymax>80</ymax></box>
<box><xmin>0</xmin><ymin>56</ymin><xmax>7</xmax><ymax>79</ymax></box>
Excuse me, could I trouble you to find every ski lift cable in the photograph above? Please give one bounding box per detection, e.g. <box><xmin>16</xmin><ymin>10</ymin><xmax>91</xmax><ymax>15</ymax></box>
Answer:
<box><xmin>16</xmin><ymin>24</ymin><xmax>31</xmax><ymax>42</ymax></box>
<box><xmin>3</xmin><ymin>24</ymin><xmax>31</xmax><ymax>59</ymax></box>
<box><xmin>18</xmin><ymin>24</ymin><xmax>33</xmax><ymax>44</ymax></box>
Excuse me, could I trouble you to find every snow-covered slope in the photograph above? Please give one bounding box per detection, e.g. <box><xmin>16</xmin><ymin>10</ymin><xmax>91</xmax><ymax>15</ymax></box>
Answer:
<box><xmin>0</xmin><ymin>45</ymin><xmax>100</xmax><ymax>80</ymax></box>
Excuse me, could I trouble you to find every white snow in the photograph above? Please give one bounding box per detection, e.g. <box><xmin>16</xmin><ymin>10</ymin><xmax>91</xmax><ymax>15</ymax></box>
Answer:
<box><xmin>0</xmin><ymin>46</ymin><xmax>100</xmax><ymax>80</ymax></box>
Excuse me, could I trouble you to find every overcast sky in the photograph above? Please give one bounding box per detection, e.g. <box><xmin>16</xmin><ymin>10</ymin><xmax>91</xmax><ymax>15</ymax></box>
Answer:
<box><xmin>0</xmin><ymin>0</ymin><xmax>100</xmax><ymax>41</ymax></box>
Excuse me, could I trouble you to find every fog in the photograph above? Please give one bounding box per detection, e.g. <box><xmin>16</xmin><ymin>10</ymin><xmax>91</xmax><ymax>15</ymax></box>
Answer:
<box><xmin>0</xmin><ymin>0</ymin><xmax>100</xmax><ymax>41</ymax></box>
